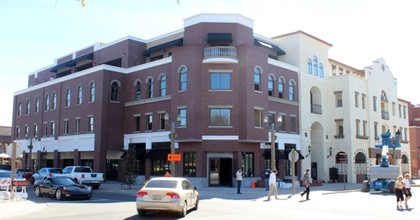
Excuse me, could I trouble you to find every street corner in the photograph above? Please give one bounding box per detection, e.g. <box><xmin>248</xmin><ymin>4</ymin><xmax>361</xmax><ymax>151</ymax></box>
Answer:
<box><xmin>0</xmin><ymin>199</ymin><xmax>48</xmax><ymax>218</ymax></box>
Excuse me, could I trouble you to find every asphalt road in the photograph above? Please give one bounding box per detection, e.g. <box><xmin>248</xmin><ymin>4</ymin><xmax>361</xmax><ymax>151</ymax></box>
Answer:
<box><xmin>5</xmin><ymin>184</ymin><xmax>420</xmax><ymax>220</ymax></box>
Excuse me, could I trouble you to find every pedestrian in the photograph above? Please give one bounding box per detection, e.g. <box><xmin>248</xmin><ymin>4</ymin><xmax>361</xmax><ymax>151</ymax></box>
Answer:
<box><xmin>236</xmin><ymin>167</ymin><xmax>243</xmax><ymax>194</ymax></box>
<box><xmin>267</xmin><ymin>169</ymin><xmax>278</xmax><ymax>200</ymax></box>
<box><xmin>394</xmin><ymin>175</ymin><xmax>404</xmax><ymax>210</ymax></box>
<box><xmin>264</xmin><ymin>168</ymin><xmax>271</xmax><ymax>191</ymax></box>
<box><xmin>300</xmin><ymin>168</ymin><xmax>311</xmax><ymax>200</ymax></box>
<box><xmin>402</xmin><ymin>173</ymin><xmax>412</xmax><ymax>209</ymax></box>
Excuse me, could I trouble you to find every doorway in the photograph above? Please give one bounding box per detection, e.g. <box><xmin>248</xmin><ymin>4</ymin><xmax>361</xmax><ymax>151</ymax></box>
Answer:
<box><xmin>209</xmin><ymin>158</ymin><xmax>232</xmax><ymax>187</ymax></box>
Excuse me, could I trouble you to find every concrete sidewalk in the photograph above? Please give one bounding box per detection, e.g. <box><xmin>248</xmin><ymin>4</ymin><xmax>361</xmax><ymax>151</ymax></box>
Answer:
<box><xmin>1</xmin><ymin>179</ymin><xmax>418</xmax><ymax>219</ymax></box>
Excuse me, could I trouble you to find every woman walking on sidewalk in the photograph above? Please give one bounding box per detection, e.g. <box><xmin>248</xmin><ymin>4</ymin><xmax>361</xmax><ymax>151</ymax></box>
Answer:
<box><xmin>403</xmin><ymin>173</ymin><xmax>412</xmax><ymax>209</ymax></box>
<box><xmin>394</xmin><ymin>175</ymin><xmax>404</xmax><ymax>210</ymax></box>
<box><xmin>300</xmin><ymin>168</ymin><xmax>311</xmax><ymax>200</ymax></box>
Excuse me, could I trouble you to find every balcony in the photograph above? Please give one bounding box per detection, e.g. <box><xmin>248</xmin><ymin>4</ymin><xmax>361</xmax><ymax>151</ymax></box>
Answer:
<box><xmin>203</xmin><ymin>46</ymin><xmax>238</xmax><ymax>64</ymax></box>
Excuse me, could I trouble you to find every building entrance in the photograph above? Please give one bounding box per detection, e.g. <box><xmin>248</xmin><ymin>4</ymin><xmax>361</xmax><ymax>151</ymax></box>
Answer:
<box><xmin>209</xmin><ymin>158</ymin><xmax>232</xmax><ymax>187</ymax></box>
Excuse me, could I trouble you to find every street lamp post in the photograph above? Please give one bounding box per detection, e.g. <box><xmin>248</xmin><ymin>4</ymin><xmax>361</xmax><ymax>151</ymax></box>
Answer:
<box><xmin>25</xmin><ymin>135</ymin><xmax>37</xmax><ymax>171</ymax></box>
<box><xmin>264</xmin><ymin>115</ymin><xmax>282</xmax><ymax>171</ymax></box>
<box><xmin>165</xmin><ymin>113</ymin><xmax>181</xmax><ymax>177</ymax></box>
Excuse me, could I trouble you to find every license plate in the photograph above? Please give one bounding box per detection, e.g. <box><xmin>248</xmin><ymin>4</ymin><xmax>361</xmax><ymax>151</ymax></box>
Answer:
<box><xmin>151</xmin><ymin>195</ymin><xmax>162</xmax><ymax>200</ymax></box>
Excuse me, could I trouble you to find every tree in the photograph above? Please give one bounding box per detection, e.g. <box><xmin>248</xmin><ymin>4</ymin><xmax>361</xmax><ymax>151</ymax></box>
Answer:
<box><xmin>122</xmin><ymin>145</ymin><xmax>137</xmax><ymax>189</ymax></box>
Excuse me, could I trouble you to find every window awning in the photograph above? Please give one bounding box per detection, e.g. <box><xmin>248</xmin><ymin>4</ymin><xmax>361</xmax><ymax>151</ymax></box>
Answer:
<box><xmin>263</xmin><ymin>149</ymin><xmax>284</xmax><ymax>160</ymax></box>
<box><xmin>207</xmin><ymin>33</ymin><xmax>233</xmax><ymax>43</ymax></box>
<box><xmin>145</xmin><ymin>148</ymin><xmax>171</xmax><ymax>159</ymax></box>
<box><xmin>50</xmin><ymin>53</ymin><xmax>94</xmax><ymax>73</ymax></box>
<box><xmin>254</xmin><ymin>39</ymin><xmax>286</xmax><ymax>56</ymax></box>
<box><xmin>143</xmin><ymin>38</ymin><xmax>183</xmax><ymax>56</ymax></box>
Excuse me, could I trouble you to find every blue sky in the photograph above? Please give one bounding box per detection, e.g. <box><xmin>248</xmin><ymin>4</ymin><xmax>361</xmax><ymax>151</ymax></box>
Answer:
<box><xmin>1</xmin><ymin>0</ymin><xmax>419</xmax><ymax>126</ymax></box>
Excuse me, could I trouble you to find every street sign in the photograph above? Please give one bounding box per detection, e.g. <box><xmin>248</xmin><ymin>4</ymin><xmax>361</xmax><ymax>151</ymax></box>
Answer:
<box><xmin>167</xmin><ymin>153</ymin><xmax>181</xmax><ymax>161</ymax></box>
<box><xmin>288</xmin><ymin>150</ymin><xmax>299</xmax><ymax>163</ymax></box>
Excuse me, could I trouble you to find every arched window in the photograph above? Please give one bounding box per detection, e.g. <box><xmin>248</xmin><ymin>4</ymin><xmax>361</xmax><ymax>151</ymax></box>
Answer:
<box><xmin>288</xmin><ymin>80</ymin><xmax>295</xmax><ymax>101</ymax></box>
<box><xmin>319</xmin><ymin>63</ymin><xmax>324</xmax><ymax>78</ymax></box>
<box><xmin>52</xmin><ymin>92</ymin><xmax>57</xmax><ymax>110</ymax></box>
<box><xmin>179</xmin><ymin>66</ymin><xmax>187</xmax><ymax>91</ymax></box>
<box><xmin>17</xmin><ymin>101</ymin><xmax>21</xmax><ymax>116</ymax></box>
<box><xmin>147</xmin><ymin>78</ymin><xmax>153</xmax><ymax>98</ymax></box>
<box><xmin>307</xmin><ymin>59</ymin><xmax>312</xmax><ymax>74</ymax></box>
<box><xmin>313</xmin><ymin>56</ymin><xmax>318</xmax><ymax>76</ymax></box>
<box><xmin>278</xmin><ymin>78</ymin><xmax>284</xmax><ymax>98</ymax></box>
<box><xmin>111</xmin><ymin>81</ymin><xmax>119</xmax><ymax>101</ymax></box>
<box><xmin>35</xmin><ymin>97</ymin><xmax>39</xmax><ymax>113</ymax></box>
<box><xmin>268</xmin><ymin>75</ymin><xmax>274</xmax><ymax>97</ymax></box>
<box><xmin>254</xmin><ymin>66</ymin><xmax>261</xmax><ymax>91</ymax></box>
<box><xmin>160</xmin><ymin>74</ymin><xmax>167</xmax><ymax>97</ymax></box>
<box><xmin>65</xmin><ymin>89</ymin><xmax>71</xmax><ymax>107</ymax></box>
<box><xmin>77</xmin><ymin>85</ymin><xmax>83</xmax><ymax>105</ymax></box>
<box><xmin>135</xmin><ymin>80</ymin><xmax>141</xmax><ymax>101</ymax></box>
<box><xmin>89</xmin><ymin>82</ymin><xmax>95</xmax><ymax>102</ymax></box>
<box><xmin>45</xmin><ymin>94</ymin><xmax>50</xmax><ymax>110</ymax></box>
<box><xmin>26</xmin><ymin>99</ymin><xmax>30</xmax><ymax>114</ymax></box>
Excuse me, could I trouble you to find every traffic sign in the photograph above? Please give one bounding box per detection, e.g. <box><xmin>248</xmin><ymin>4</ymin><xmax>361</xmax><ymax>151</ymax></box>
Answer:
<box><xmin>288</xmin><ymin>150</ymin><xmax>299</xmax><ymax>163</ymax></box>
<box><xmin>167</xmin><ymin>153</ymin><xmax>181</xmax><ymax>161</ymax></box>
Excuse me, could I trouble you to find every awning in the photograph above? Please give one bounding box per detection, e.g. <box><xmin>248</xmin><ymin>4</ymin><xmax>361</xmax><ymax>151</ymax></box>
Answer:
<box><xmin>263</xmin><ymin>149</ymin><xmax>284</xmax><ymax>160</ymax></box>
<box><xmin>254</xmin><ymin>39</ymin><xmax>286</xmax><ymax>56</ymax></box>
<box><xmin>50</xmin><ymin>52</ymin><xmax>94</xmax><ymax>73</ymax></box>
<box><xmin>143</xmin><ymin>38</ymin><xmax>183</xmax><ymax>56</ymax></box>
<box><xmin>145</xmin><ymin>149</ymin><xmax>171</xmax><ymax>159</ymax></box>
<box><xmin>207</xmin><ymin>33</ymin><xmax>233</xmax><ymax>43</ymax></box>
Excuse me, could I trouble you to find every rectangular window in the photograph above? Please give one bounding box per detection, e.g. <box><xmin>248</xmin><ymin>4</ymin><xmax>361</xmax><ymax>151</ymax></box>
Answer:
<box><xmin>374</xmin><ymin>122</ymin><xmax>378</xmax><ymax>139</ymax></box>
<box><xmin>210</xmin><ymin>108</ymin><xmax>231</xmax><ymax>126</ymax></box>
<box><xmin>134</xmin><ymin>115</ymin><xmax>140</xmax><ymax>132</ymax></box>
<box><xmin>373</xmin><ymin>96</ymin><xmax>377</xmax><ymax>112</ymax></box>
<box><xmin>290</xmin><ymin>115</ymin><xmax>296</xmax><ymax>133</ymax></box>
<box><xmin>210</xmin><ymin>72</ymin><xmax>231</xmax><ymax>90</ymax></box>
<box><xmin>392</xmin><ymin>102</ymin><xmax>396</xmax><ymax>116</ymax></box>
<box><xmin>43</xmin><ymin>124</ymin><xmax>48</xmax><ymax>137</ymax></box>
<box><xmin>159</xmin><ymin>113</ymin><xmax>166</xmax><ymax>130</ymax></box>
<box><xmin>242</xmin><ymin>152</ymin><xmax>254</xmax><ymax>177</ymax></box>
<box><xmin>88</xmin><ymin>116</ymin><xmax>94</xmax><ymax>132</ymax></box>
<box><xmin>335</xmin><ymin>91</ymin><xmax>343</xmax><ymax>107</ymax></box>
<box><xmin>50</xmin><ymin>122</ymin><xmax>55</xmax><ymax>136</ymax></box>
<box><xmin>64</xmin><ymin>120</ymin><xmax>69</xmax><ymax>135</ymax></box>
<box><xmin>335</xmin><ymin>119</ymin><xmax>344</xmax><ymax>137</ymax></box>
<box><xmin>398</xmin><ymin>104</ymin><xmax>402</xmax><ymax>118</ymax></box>
<box><xmin>179</xmin><ymin>108</ymin><xmax>187</xmax><ymax>127</ymax></box>
<box><xmin>183</xmin><ymin>152</ymin><xmax>197</xmax><ymax>177</ymax></box>
<box><xmin>362</xmin><ymin>120</ymin><xmax>367</xmax><ymax>137</ymax></box>
<box><xmin>332</xmin><ymin>65</ymin><xmax>336</xmax><ymax>75</ymax></box>
<box><xmin>356</xmin><ymin>119</ymin><xmax>360</xmax><ymax>136</ymax></box>
<box><xmin>76</xmin><ymin>118</ymin><xmax>81</xmax><ymax>133</ymax></box>
<box><xmin>354</xmin><ymin>92</ymin><xmax>359</xmax><ymax>108</ymax></box>
<box><xmin>279</xmin><ymin>115</ymin><xmax>286</xmax><ymax>131</ymax></box>
<box><xmin>15</xmin><ymin>127</ymin><xmax>20</xmax><ymax>139</ymax></box>
<box><xmin>403</xmin><ymin>105</ymin><xmax>407</xmax><ymax>119</ymax></box>
<box><xmin>146</xmin><ymin>114</ymin><xmax>153</xmax><ymax>131</ymax></box>
<box><xmin>254</xmin><ymin>108</ymin><xmax>262</xmax><ymax>127</ymax></box>
<box><xmin>362</xmin><ymin>94</ymin><xmax>366</xmax><ymax>109</ymax></box>
<box><xmin>151</xmin><ymin>159</ymin><xmax>170</xmax><ymax>176</ymax></box>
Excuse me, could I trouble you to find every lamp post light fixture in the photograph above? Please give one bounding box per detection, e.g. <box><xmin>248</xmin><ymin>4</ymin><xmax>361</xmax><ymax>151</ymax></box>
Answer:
<box><xmin>164</xmin><ymin>112</ymin><xmax>181</xmax><ymax>177</ymax></box>
<box><xmin>327</xmin><ymin>147</ymin><xmax>333</xmax><ymax>158</ymax></box>
<box><xmin>305</xmin><ymin>145</ymin><xmax>312</xmax><ymax>158</ymax></box>
<box><xmin>264</xmin><ymin>114</ymin><xmax>282</xmax><ymax>171</ymax></box>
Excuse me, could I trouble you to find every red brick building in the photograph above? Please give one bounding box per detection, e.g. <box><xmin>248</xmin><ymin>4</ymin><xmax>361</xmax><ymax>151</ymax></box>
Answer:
<box><xmin>12</xmin><ymin>14</ymin><xmax>301</xmax><ymax>187</ymax></box>
<box><xmin>408</xmin><ymin>103</ymin><xmax>420</xmax><ymax>179</ymax></box>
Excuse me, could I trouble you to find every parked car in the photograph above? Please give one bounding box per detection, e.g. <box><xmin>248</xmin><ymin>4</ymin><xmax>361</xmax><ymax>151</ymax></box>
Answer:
<box><xmin>136</xmin><ymin>177</ymin><xmax>199</xmax><ymax>217</ymax></box>
<box><xmin>30</xmin><ymin>167</ymin><xmax>62</xmax><ymax>185</ymax></box>
<box><xmin>58</xmin><ymin>166</ymin><xmax>103</xmax><ymax>189</ymax></box>
<box><xmin>34</xmin><ymin>176</ymin><xmax>93</xmax><ymax>200</ymax></box>
<box><xmin>17</xmin><ymin>168</ymin><xmax>33</xmax><ymax>181</ymax></box>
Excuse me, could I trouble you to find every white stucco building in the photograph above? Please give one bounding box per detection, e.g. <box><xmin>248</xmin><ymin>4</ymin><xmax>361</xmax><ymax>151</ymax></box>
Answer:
<box><xmin>273</xmin><ymin>31</ymin><xmax>410</xmax><ymax>183</ymax></box>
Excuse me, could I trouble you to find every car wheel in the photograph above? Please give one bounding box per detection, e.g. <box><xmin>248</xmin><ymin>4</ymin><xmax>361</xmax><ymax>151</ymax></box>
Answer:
<box><xmin>193</xmin><ymin>197</ymin><xmax>199</xmax><ymax>211</ymax></box>
<box><xmin>179</xmin><ymin>201</ymin><xmax>187</xmax><ymax>217</ymax></box>
<box><xmin>55</xmin><ymin>189</ymin><xmax>63</xmax><ymax>200</ymax></box>
<box><xmin>137</xmin><ymin>209</ymin><xmax>147</xmax><ymax>216</ymax></box>
<box><xmin>34</xmin><ymin>186</ymin><xmax>42</xmax><ymax>197</ymax></box>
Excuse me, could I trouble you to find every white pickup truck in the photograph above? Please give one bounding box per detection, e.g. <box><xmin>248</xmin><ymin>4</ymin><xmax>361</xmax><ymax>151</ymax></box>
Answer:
<box><xmin>59</xmin><ymin>166</ymin><xmax>104</xmax><ymax>189</ymax></box>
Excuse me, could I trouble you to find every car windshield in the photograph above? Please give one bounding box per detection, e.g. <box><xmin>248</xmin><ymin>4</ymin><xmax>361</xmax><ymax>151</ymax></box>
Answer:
<box><xmin>145</xmin><ymin>180</ymin><xmax>178</xmax><ymax>189</ymax></box>
<box><xmin>52</xmin><ymin>178</ymin><xmax>76</xmax><ymax>185</ymax></box>
<box><xmin>49</xmin><ymin>169</ymin><xmax>62</xmax><ymax>173</ymax></box>
<box><xmin>0</xmin><ymin>171</ymin><xmax>11</xmax><ymax>178</ymax></box>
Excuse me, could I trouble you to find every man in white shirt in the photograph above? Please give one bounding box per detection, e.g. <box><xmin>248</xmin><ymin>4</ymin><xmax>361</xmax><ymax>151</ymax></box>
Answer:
<box><xmin>236</xmin><ymin>167</ymin><xmax>243</xmax><ymax>194</ymax></box>
<box><xmin>267</xmin><ymin>169</ymin><xmax>278</xmax><ymax>200</ymax></box>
